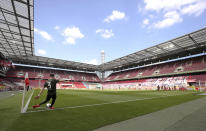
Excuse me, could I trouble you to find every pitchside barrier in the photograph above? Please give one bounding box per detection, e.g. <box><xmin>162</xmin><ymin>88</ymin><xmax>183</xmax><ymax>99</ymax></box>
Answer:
<box><xmin>56</xmin><ymin>86</ymin><xmax>206</xmax><ymax>91</ymax></box>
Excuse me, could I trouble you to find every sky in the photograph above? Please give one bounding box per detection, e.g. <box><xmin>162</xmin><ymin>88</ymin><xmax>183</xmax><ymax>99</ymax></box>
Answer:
<box><xmin>34</xmin><ymin>0</ymin><xmax>206</xmax><ymax>65</ymax></box>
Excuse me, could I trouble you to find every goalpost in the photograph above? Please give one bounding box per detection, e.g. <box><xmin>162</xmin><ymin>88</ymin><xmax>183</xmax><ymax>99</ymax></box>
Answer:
<box><xmin>21</xmin><ymin>72</ymin><xmax>34</xmax><ymax>113</ymax></box>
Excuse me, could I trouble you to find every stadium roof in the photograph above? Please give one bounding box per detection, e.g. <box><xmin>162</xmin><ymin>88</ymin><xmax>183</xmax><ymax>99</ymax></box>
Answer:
<box><xmin>9</xmin><ymin>55</ymin><xmax>99</xmax><ymax>72</ymax></box>
<box><xmin>99</xmin><ymin>27</ymin><xmax>206</xmax><ymax>71</ymax></box>
<box><xmin>0</xmin><ymin>0</ymin><xmax>206</xmax><ymax>72</ymax></box>
<box><xmin>0</xmin><ymin>0</ymin><xmax>34</xmax><ymax>57</ymax></box>
<box><xmin>0</xmin><ymin>0</ymin><xmax>98</xmax><ymax>72</ymax></box>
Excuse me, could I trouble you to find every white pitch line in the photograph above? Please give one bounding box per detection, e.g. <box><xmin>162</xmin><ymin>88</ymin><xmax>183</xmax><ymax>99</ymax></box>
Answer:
<box><xmin>27</xmin><ymin>97</ymin><xmax>158</xmax><ymax>113</ymax></box>
<box><xmin>22</xmin><ymin>90</ymin><xmax>34</xmax><ymax>113</ymax></box>
<box><xmin>26</xmin><ymin>92</ymin><xmax>193</xmax><ymax>113</ymax></box>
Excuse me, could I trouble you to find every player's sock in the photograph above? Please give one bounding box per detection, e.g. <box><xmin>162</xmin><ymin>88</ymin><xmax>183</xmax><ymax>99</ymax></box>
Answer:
<box><xmin>32</xmin><ymin>104</ymin><xmax>40</xmax><ymax>109</ymax></box>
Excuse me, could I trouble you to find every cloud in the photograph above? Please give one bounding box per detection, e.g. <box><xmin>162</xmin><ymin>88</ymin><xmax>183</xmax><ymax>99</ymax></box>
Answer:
<box><xmin>62</xmin><ymin>26</ymin><xmax>84</xmax><ymax>45</ymax></box>
<box><xmin>140</xmin><ymin>0</ymin><xmax>206</xmax><ymax>29</ymax></box>
<box><xmin>85</xmin><ymin>59</ymin><xmax>98</xmax><ymax>65</ymax></box>
<box><xmin>96</xmin><ymin>29</ymin><xmax>114</xmax><ymax>39</ymax></box>
<box><xmin>144</xmin><ymin>0</ymin><xmax>197</xmax><ymax>12</ymax></box>
<box><xmin>54</xmin><ymin>26</ymin><xmax>60</xmax><ymax>30</ymax></box>
<box><xmin>104</xmin><ymin>10</ymin><xmax>126</xmax><ymax>23</ymax></box>
<box><xmin>63</xmin><ymin>37</ymin><xmax>75</xmax><ymax>45</ymax></box>
<box><xmin>34</xmin><ymin>27</ymin><xmax>53</xmax><ymax>41</ymax></box>
<box><xmin>153</xmin><ymin>11</ymin><xmax>182</xmax><ymax>28</ymax></box>
<box><xmin>37</xmin><ymin>49</ymin><xmax>46</xmax><ymax>55</ymax></box>
<box><xmin>143</xmin><ymin>19</ymin><xmax>149</xmax><ymax>25</ymax></box>
<box><xmin>181</xmin><ymin>1</ymin><xmax>206</xmax><ymax>16</ymax></box>
<box><xmin>63</xmin><ymin>26</ymin><xmax>84</xmax><ymax>39</ymax></box>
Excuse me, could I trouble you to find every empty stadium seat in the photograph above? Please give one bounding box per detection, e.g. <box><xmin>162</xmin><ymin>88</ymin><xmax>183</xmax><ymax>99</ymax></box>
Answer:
<box><xmin>106</xmin><ymin>55</ymin><xmax>206</xmax><ymax>81</ymax></box>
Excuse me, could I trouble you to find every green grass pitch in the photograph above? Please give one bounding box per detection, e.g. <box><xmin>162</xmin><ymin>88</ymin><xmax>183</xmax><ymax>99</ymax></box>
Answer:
<box><xmin>0</xmin><ymin>89</ymin><xmax>204</xmax><ymax>131</ymax></box>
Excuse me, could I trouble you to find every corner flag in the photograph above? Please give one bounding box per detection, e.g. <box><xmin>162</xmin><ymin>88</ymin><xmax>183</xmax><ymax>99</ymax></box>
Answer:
<box><xmin>25</xmin><ymin>73</ymin><xmax>30</xmax><ymax>91</ymax></box>
<box><xmin>25</xmin><ymin>73</ymin><xmax>29</xmax><ymax>86</ymax></box>
<box><xmin>21</xmin><ymin>72</ymin><xmax>29</xmax><ymax>113</ymax></box>
<box><xmin>21</xmin><ymin>72</ymin><xmax>34</xmax><ymax>113</ymax></box>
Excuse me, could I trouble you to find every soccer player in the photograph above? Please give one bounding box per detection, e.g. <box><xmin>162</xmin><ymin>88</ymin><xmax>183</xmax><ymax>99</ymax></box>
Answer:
<box><xmin>32</xmin><ymin>74</ymin><xmax>66</xmax><ymax>109</ymax></box>
<box><xmin>157</xmin><ymin>85</ymin><xmax>160</xmax><ymax>91</ymax></box>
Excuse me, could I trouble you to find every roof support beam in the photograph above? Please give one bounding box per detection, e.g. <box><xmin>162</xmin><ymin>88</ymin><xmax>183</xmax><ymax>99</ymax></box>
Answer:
<box><xmin>0</xmin><ymin>19</ymin><xmax>31</xmax><ymax>31</ymax></box>
<box><xmin>0</xmin><ymin>27</ymin><xmax>31</xmax><ymax>37</ymax></box>
<box><xmin>188</xmin><ymin>35</ymin><xmax>199</xmax><ymax>48</ymax></box>
<box><xmin>0</xmin><ymin>35</ymin><xmax>32</xmax><ymax>46</ymax></box>
<box><xmin>0</xmin><ymin>29</ymin><xmax>16</xmax><ymax>56</ymax></box>
<box><xmin>27</xmin><ymin>0</ymin><xmax>33</xmax><ymax>55</ymax></box>
<box><xmin>11</xmin><ymin>0</ymin><xmax>27</xmax><ymax>56</ymax></box>
<box><xmin>0</xmin><ymin>7</ymin><xmax>32</xmax><ymax>20</ymax></box>
<box><xmin>0</xmin><ymin>8</ymin><xmax>21</xmax><ymax>55</ymax></box>
<box><xmin>0</xmin><ymin>43</ymin><xmax>10</xmax><ymax>56</ymax></box>
<box><xmin>170</xmin><ymin>41</ymin><xmax>190</xmax><ymax>53</ymax></box>
<box><xmin>170</xmin><ymin>41</ymin><xmax>183</xmax><ymax>49</ymax></box>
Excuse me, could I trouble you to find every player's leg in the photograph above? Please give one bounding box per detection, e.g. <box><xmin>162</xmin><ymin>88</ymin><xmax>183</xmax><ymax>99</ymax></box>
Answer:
<box><xmin>50</xmin><ymin>94</ymin><xmax>56</xmax><ymax>109</ymax></box>
<box><xmin>33</xmin><ymin>94</ymin><xmax>51</xmax><ymax>108</ymax></box>
<box><xmin>40</xmin><ymin>94</ymin><xmax>51</xmax><ymax>105</ymax></box>
<box><xmin>26</xmin><ymin>86</ymin><xmax>29</xmax><ymax>91</ymax></box>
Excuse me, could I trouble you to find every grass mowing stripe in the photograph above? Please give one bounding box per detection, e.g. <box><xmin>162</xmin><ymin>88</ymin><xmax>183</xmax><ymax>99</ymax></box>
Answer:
<box><xmin>27</xmin><ymin>97</ymin><xmax>159</xmax><ymax>113</ymax></box>
<box><xmin>0</xmin><ymin>92</ymin><xmax>22</xmax><ymax>131</ymax></box>
<box><xmin>26</xmin><ymin>92</ymin><xmax>194</xmax><ymax>113</ymax></box>
<box><xmin>58</xmin><ymin>90</ymin><xmax>193</xmax><ymax>102</ymax></box>
<box><xmin>5</xmin><ymin>91</ymin><xmax>204</xmax><ymax>131</ymax></box>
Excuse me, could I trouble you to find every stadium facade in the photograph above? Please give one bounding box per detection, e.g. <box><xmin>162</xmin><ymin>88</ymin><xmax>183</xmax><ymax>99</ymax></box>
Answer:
<box><xmin>0</xmin><ymin>0</ymin><xmax>206</xmax><ymax>91</ymax></box>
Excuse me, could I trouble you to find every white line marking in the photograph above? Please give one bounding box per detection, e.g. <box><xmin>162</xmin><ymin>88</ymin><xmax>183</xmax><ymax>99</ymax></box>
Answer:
<box><xmin>26</xmin><ymin>92</ymin><xmax>193</xmax><ymax>113</ymax></box>
<box><xmin>22</xmin><ymin>90</ymin><xmax>34</xmax><ymax>113</ymax></box>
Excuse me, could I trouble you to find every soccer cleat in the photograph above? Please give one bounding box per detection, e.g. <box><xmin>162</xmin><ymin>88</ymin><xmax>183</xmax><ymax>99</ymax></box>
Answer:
<box><xmin>32</xmin><ymin>104</ymin><xmax>40</xmax><ymax>109</ymax></box>
<box><xmin>49</xmin><ymin>106</ymin><xmax>55</xmax><ymax>110</ymax></box>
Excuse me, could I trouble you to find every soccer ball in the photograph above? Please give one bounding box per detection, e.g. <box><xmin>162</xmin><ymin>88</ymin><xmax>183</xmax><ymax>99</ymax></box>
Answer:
<box><xmin>46</xmin><ymin>103</ymin><xmax>51</xmax><ymax>108</ymax></box>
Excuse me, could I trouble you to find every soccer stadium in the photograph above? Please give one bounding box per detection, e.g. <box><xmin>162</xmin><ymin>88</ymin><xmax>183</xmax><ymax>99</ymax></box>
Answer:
<box><xmin>0</xmin><ymin>0</ymin><xmax>206</xmax><ymax>131</ymax></box>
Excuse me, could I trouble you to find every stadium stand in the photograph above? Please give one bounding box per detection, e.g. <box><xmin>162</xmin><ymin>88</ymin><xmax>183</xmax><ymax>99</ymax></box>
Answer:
<box><xmin>4</xmin><ymin>65</ymin><xmax>100</xmax><ymax>89</ymax></box>
<box><xmin>6</xmin><ymin>66</ymin><xmax>99</xmax><ymax>81</ymax></box>
<box><xmin>0</xmin><ymin>77</ymin><xmax>22</xmax><ymax>91</ymax></box>
<box><xmin>0</xmin><ymin>53</ymin><xmax>13</xmax><ymax>77</ymax></box>
<box><xmin>102</xmin><ymin>54</ymin><xmax>206</xmax><ymax>90</ymax></box>
<box><xmin>103</xmin><ymin>74</ymin><xmax>206</xmax><ymax>90</ymax></box>
<box><xmin>105</xmin><ymin>55</ymin><xmax>206</xmax><ymax>81</ymax></box>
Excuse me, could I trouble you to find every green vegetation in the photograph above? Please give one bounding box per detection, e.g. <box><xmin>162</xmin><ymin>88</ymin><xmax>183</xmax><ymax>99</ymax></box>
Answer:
<box><xmin>0</xmin><ymin>90</ymin><xmax>204</xmax><ymax>131</ymax></box>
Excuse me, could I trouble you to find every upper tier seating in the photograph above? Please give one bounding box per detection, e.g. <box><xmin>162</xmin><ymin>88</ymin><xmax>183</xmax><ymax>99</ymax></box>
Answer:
<box><xmin>106</xmin><ymin>55</ymin><xmax>206</xmax><ymax>81</ymax></box>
